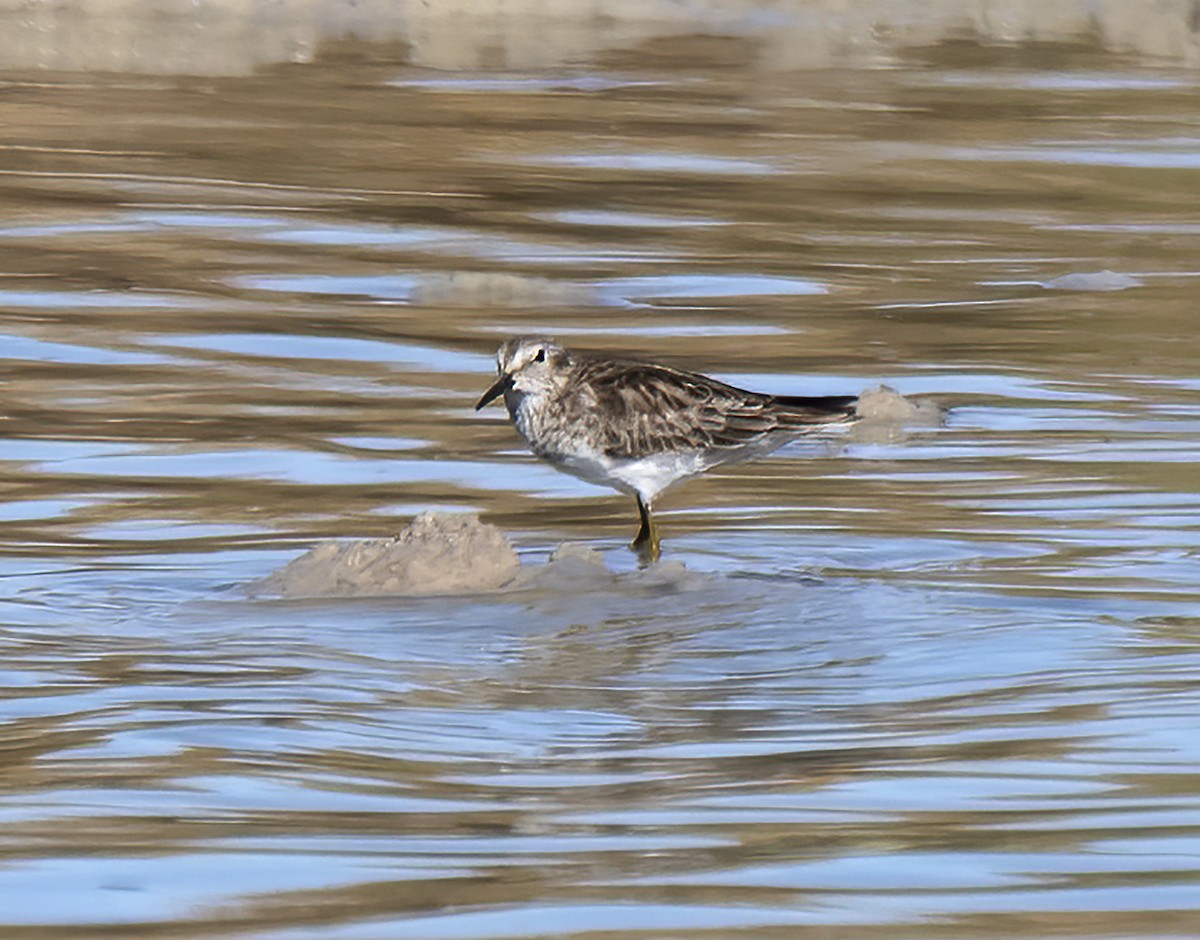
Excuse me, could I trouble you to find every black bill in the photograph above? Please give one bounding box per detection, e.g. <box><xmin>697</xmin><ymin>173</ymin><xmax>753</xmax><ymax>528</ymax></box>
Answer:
<box><xmin>475</xmin><ymin>372</ymin><xmax>513</xmax><ymax>410</ymax></box>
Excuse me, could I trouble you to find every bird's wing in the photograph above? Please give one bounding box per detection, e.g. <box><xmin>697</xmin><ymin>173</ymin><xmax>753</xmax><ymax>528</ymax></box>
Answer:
<box><xmin>567</xmin><ymin>357</ymin><xmax>854</xmax><ymax>460</ymax></box>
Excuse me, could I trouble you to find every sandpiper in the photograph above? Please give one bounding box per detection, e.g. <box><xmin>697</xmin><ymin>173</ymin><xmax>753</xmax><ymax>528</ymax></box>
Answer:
<box><xmin>476</xmin><ymin>336</ymin><xmax>857</xmax><ymax>562</ymax></box>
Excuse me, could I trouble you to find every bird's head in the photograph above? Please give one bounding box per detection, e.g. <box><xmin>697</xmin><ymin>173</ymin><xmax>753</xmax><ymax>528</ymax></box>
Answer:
<box><xmin>475</xmin><ymin>336</ymin><xmax>569</xmax><ymax>410</ymax></box>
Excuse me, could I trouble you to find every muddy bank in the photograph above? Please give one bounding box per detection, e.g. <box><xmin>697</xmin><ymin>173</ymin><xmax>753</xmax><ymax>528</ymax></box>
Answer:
<box><xmin>252</xmin><ymin>511</ymin><xmax>707</xmax><ymax>598</ymax></box>
<box><xmin>2</xmin><ymin>0</ymin><xmax>1196</xmax><ymax>75</ymax></box>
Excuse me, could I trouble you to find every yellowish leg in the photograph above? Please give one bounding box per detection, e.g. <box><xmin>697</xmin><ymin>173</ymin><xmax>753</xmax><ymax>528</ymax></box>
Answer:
<box><xmin>630</xmin><ymin>495</ymin><xmax>661</xmax><ymax>564</ymax></box>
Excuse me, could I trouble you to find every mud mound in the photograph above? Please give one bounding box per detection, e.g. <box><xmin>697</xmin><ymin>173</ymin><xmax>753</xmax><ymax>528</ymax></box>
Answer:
<box><xmin>253</xmin><ymin>512</ymin><xmax>520</xmax><ymax>598</ymax></box>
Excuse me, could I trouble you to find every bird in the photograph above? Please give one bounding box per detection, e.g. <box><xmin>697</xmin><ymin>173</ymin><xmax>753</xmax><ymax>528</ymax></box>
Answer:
<box><xmin>476</xmin><ymin>335</ymin><xmax>858</xmax><ymax>563</ymax></box>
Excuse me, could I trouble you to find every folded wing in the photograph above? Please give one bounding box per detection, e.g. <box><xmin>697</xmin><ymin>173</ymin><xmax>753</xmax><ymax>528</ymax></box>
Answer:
<box><xmin>567</xmin><ymin>357</ymin><xmax>857</xmax><ymax>460</ymax></box>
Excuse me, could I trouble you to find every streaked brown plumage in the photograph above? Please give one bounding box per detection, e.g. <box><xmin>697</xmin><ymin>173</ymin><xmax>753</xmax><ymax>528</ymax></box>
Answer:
<box><xmin>477</xmin><ymin>336</ymin><xmax>857</xmax><ymax>561</ymax></box>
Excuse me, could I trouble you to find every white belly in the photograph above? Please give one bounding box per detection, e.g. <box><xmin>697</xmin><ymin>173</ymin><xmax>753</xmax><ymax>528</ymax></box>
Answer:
<box><xmin>553</xmin><ymin>447</ymin><xmax>708</xmax><ymax>503</ymax></box>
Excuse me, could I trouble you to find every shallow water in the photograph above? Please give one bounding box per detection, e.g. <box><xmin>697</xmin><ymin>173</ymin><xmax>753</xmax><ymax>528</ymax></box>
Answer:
<box><xmin>2</xmin><ymin>39</ymin><xmax>1200</xmax><ymax>939</ymax></box>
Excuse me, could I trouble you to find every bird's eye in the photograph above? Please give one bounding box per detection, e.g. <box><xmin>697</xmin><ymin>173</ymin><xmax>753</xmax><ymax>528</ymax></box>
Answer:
<box><xmin>533</xmin><ymin>348</ymin><xmax>546</xmax><ymax>363</ymax></box>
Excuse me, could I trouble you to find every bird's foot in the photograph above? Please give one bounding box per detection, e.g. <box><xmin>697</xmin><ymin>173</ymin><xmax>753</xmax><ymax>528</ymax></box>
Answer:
<box><xmin>630</xmin><ymin>523</ymin><xmax>661</xmax><ymax>566</ymax></box>
<box><xmin>631</xmin><ymin>495</ymin><xmax>661</xmax><ymax>566</ymax></box>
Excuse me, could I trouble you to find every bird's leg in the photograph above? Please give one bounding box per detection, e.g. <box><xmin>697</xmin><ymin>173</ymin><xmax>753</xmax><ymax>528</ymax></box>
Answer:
<box><xmin>631</xmin><ymin>494</ymin><xmax>661</xmax><ymax>565</ymax></box>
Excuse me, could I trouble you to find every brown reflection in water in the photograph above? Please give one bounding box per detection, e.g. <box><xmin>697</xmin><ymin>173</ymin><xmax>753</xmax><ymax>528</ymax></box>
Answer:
<box><xmin>1</xmin><ymin>46</ymin><xmax>1197</xmax><ymax>558</ymax></box>
<box><xmin>1</xmin><ymin>36</ymin><xmax>1199</xmax><ymax>940</ymax></box>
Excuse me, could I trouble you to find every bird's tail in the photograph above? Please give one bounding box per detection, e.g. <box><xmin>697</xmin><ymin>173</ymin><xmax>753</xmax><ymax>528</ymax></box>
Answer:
<box><xmin>770</xmin><ymin>394</ymin><xmax>858</xmax><ymax>425</ymax></box>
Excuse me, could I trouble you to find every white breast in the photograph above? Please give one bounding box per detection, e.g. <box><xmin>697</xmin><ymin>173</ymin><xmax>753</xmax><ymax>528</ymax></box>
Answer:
<box><xmin>507</xmin><ymin>389</ymin><xmax>707</xmax><ymax>503</ymax></box>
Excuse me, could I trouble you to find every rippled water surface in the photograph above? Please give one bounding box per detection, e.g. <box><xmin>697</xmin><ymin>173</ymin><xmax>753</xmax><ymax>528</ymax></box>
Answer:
<box><xmin>2</xmin><ymin>41</ymin><xmax>1200</xmax><ymax>938</ymax></box>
